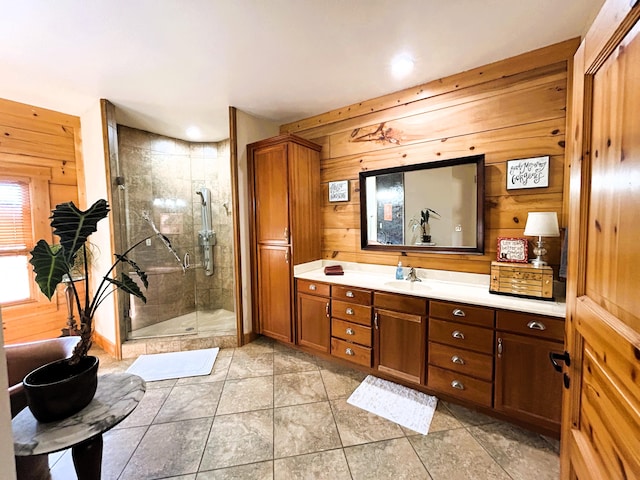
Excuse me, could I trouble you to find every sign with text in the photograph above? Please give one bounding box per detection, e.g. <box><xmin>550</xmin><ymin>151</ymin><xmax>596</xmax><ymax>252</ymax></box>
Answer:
<box><xmin>506</xmin><ymin>156</ymin><xmax>550</xmax><ymax>190</ymax></box>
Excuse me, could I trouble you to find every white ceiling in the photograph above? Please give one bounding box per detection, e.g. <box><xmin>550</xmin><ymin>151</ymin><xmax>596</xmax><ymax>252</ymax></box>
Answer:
<box><xmin>0</xmin><ymin>0</ymin><xmax>603</xmax><ymax>142</ymax></box>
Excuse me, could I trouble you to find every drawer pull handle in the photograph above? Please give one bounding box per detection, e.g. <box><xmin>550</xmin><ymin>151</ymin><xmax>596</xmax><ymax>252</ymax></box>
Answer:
<box><xmin>451</xmin><ymin>380</ymin><xmax>465</xmax><ymax>390</ymax></box>
<box><xmin>451</xmin><ymin>355</ymin><xmax>465</xmax><ymax>365</ymax></box>
<box><xmin>346</xmin><ymin>291</ymin><xmax>355</xmax><ymax>298</ymax></box>
<box><xmin>527</xmin><ymin>321</ymin><xmax>546</xmax><ymax>331</ymax></box>
<box><xmin>309</xmin><ymin>284</ymin><xmax>317</xmax><ymax>291</ymax></box>
<box><xmin>346</xmin><ymin>328</ymin><xmax>355</xmax><ymax>335</ymax></box>
<box><xmin>452</xmin><ymin>330</ymin><xmax>465</xmax><ymax>340</ymax></box>
<box><xmin>452</xmin><ymin>309</ymin><xmax>466</xmax><ymax>317</ymax></box>
<box><xmin>345</xmin><ymin>348</ymin><xmax>355</xmax><ymax>356</ymax></box>
<box><xmin>325</xmin><ymin>302</ymin><xmax>330</xmax><ymax>317</ymax></box>
<box><xmin>346</xmin><ymin>308</ymin><xmax>354</xmax><ymax>315</ymax></box>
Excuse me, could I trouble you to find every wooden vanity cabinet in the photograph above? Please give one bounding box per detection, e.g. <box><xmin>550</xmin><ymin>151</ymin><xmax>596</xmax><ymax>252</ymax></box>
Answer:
<box><xmin>330</xmin><ymin>285</ymin><xmax>373</xmax><ymax>367</ymax></box>
<box><xmin>427</xmin><ymin>300</ymin><xmax>495</xmax><ymax>407</ymax></box>
<box><xmin>248</xmin><ymin>134</ymin><xmax>321</xmax><ymax>343</ymax></box>
<box><xmin>296</xmin><ymin>279</ymin><xmax>331</xmax><ymax>353</ymax></box>
<box><xmin>373</xmin><ymin>292</ymin><xmax>427</xmax><ymax>385</ymax></box>
<box><xmin>494</xmin><ymin>310</ymin><xmax>564</xmax><ymax>433</ymax></box>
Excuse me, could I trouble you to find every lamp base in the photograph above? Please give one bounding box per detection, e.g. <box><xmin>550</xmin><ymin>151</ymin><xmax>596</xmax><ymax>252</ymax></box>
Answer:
<box><xmin>530</xmin><ymin>236</ymin><xmax>548</xmax><ymax>268</ymax></box>
<box><xmin>530</xmin><ymin>257</ymin><xmax>548</xmax><ymax>268</ymax></box>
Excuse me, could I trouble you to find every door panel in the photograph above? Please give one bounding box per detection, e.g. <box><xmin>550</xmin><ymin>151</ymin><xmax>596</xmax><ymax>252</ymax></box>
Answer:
<box><xmin>254</xmin><ymin>144</ymin><xmax>289</xmax><ymax>244</ymax></box>
<box><xmin>257</xmin><ymin>244</ymin><xmax>292</xmax><ymax>342</ymax></box>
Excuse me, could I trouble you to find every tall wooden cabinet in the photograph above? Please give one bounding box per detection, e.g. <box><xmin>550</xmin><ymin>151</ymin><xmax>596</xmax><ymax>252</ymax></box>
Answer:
<box><xmin>248</xmin><ymin>134</ymin><xmax>322</xmax><ymax>343</ymax></box>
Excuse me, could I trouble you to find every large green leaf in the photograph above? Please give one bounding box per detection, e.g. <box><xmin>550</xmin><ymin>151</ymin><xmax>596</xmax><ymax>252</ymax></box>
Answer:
<box><xmin>115</xmin><ymin>254</ymin><xmax>148</xmax><ymax>289</ymax></box>
<box><xmin>50</xmin><ymin>200</ymin><xmax>110</xmax><ymax>265</ymax></box>
<box><xmin>29</xmin><ymin>240</ymin><xmax>67</xmax><ymax>300</ymax></box>
<box><xmin>105</xmin><ymin>273</ymin><xmax>147</xmax><ymax>303</ymax></box>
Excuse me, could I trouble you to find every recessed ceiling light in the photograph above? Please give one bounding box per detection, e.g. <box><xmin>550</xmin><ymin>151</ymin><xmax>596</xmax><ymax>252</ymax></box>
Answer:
<box><xmin>186</xmin><ymin>126</ymin><xmax>201</xmax><ymax>140</ymax></box>
<box><xmin>391</xmin><ymin>53</ymin><xmax>415</xmax><ymax>79</ymax></box>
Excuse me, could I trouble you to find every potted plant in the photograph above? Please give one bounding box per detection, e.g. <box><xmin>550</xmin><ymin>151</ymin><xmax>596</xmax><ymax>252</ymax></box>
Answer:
<box><xmin>24</xmin><ymin>199</ymin><xmax>181</xmax><ymax>422</ymax></box>
<box><xmin>409</xmin><ymin>208</ymin><xmax>440</xmax><ymax>244</ymax></box>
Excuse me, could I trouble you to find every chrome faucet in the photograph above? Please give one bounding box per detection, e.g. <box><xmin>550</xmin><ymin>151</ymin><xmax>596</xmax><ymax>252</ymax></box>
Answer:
<box><xmin>406</xmin><ymin>266</ymin><xmax>421</xmax><ymax>282</ymax></box>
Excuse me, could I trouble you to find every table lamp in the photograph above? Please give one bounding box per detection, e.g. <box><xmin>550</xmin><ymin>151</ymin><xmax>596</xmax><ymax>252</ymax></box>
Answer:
<box><xmin>523</xmin><ymin>212</ymin><xmax>559</xmax><ymax>268</ymax></box>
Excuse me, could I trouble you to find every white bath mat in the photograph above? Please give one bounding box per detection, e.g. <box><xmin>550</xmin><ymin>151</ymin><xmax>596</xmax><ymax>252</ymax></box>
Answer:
<box><xmin>347</xmin><ymin>375</ymin><xmax>438</xmax><ymax>435</ymax></box>
<box><xmin>126</xmin><ymin>348</ymin><xmax>219</xmax><ymax>382</ymax></box>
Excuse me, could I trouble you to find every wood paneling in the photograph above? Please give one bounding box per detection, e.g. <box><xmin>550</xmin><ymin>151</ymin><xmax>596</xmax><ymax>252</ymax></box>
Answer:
<box><xmin>0</xmin><ymin>97</ymin><xmax>83</xmax><ymax>343</ymax></box>
<box><xmin>281</xmin><ymin>40</ymin><xmax>576</xmax><ymax>275</ymax></box>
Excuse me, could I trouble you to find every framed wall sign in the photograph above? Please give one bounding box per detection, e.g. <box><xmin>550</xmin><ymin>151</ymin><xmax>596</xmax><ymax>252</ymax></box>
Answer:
<box><xmin>506</xmin><ymin>155</ymin><xmax>550</xmax><ymax>190</ymax></box>
<box><xmin>328</xmin><ymin>180</ymin><xmax>349</xmax><ymax>202</ymax></box>
<box><xmin>496</xmin><ymin>237</ymin><xmax>528</xmax><ymax>263</ymax></box>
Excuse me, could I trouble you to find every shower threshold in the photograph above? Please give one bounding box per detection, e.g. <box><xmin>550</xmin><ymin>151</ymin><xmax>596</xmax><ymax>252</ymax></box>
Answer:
<box><xmin>129</xmin><ymin>309</ymin><xmax>236</xmax><ymax>339</ymax></box>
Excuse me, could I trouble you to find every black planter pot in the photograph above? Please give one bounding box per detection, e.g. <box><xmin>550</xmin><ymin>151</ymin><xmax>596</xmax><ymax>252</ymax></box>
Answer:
<box><xmin>23</xmin><ymin>355</ymin><xmax>99</xmax><ymax>423</ymax></box>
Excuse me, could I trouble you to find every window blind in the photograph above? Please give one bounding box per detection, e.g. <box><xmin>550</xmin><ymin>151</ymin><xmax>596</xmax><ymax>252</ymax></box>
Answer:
<box><xmin>0</xmin><ymin>180</ymin><xmax>33</xmax><ymax>254</ymax></box>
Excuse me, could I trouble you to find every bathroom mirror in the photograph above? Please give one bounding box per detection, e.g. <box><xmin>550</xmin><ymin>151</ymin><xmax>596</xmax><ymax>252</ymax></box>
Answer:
<box><xmin>359</xmin><ymin>155</ymin><xmax>484</xmax><ymax>254</ymax></box>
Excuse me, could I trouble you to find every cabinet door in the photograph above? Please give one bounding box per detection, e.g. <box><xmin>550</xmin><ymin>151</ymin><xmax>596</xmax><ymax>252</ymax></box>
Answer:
<box><xmin>296</xmin><ymin>292</ymin><xmax>330</xmax><ymax>353</ymax></box>
<box><xmin>494</xmin><ymin>331</ymin><xmax>563</xmax><ymax>433</ymax></box>
<box><xmin>257</xmin><ymin>245</ymin><xmax>292</xmax><ymax>343</ymax></box>
<box><xmin>374</xmin><ymin>308</ymin><xmax>426</xmax><ymax>384</ymax></box>
<box><xmin>254</xmin><ymin>143</ymin><xmax>290</xmax><ymax>244</ymax></box>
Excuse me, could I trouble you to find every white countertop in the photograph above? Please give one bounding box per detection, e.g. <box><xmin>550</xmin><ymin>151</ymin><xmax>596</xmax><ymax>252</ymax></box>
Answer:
<box><xmin>294</xmin><ymin>261</ymin><xmax>566</xmax><ymax>318</ymax></box>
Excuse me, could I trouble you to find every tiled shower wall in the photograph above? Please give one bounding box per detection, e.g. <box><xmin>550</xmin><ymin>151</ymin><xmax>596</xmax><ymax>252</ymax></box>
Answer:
<box><xmin>116</xmin><ymin>126</ymin><xmax>234</xmax><ymax>332</ymax></box>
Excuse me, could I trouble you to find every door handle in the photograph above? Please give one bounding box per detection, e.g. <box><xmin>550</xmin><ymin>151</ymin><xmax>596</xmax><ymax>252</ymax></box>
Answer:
<box><xmin>549</xmin><ymin>351</ymin><xmax>571</xmax><ymax>373</ymax></box>
<box><xmin>325</xmin><ymin>302</ymin><xmax>330</xmax><ymax>318</ymax></box>
<box><xmin>284</xmin><ymin>249</ymin><xmax>289</xmax><ymax>264</ymax></box>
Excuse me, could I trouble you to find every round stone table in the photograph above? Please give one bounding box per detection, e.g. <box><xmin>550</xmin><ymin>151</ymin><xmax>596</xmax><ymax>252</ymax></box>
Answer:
<box><xmin>12</xmin><ymin>372</ymin><xmax>145</xmax><ymax>480</ymax></box>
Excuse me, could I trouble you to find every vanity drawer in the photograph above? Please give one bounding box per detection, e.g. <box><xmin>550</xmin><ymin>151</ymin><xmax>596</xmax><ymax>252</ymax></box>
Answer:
<box><xmin>332</xmin><ymin>285</ymin><xmax>372</xmax><ymax>305</ymax></box>
<box><xmin>374</xmin><ymin>291</ymin><xmax>427</xmax><ymax>315</ymax></box>
<box><xmin>331</xmin><ymin>337</ymin><xmax>372</xmax><ymax>367</ymax></box>
<box><xmin>332</xmin><ymin>318</ymin><xmax>372</xmax><ymax>347</ymax></box>
<box><xmin>332</xmin><ymin>300</ymin><xmax>372</xmax><ymax>326</ymax></box>
<box><xmin>428</xmin><ymin>342</ymin><xmax>493</xmax><ymax>381</ymax></box>
<box><xmin>496</xmin><ymin>311</ymin><xmax>564</xmax><ymax>342</ymax></box>
<box><xmin>297</xmin><ymin>279</ymin><xmax>330</xmax><ymax>297</ymax></box>
<box><xmin>430</xmin><ymin>301</ymin><xmax>494</xmax><ymax>328</ymax></box>
<box><xmin>429</xmin><ymin>318</ymin><xmax>494</xmax><ymax>354</ymax></box>
<box><xmin>427</xmin><ymin>365</ymin><xmax>492</xmax><ymax>407</ymax></box>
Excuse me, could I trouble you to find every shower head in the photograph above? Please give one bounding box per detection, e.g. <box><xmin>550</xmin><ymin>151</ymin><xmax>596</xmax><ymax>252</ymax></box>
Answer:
<box><xmin>196</xmin><ymin>189</ymin><xmax>206</xmax><ymax>206</ymax></box>
<box><xmin>196</xmin><ymin>187</ymin><xmax>209</xmax><ymax>206</ymax></box>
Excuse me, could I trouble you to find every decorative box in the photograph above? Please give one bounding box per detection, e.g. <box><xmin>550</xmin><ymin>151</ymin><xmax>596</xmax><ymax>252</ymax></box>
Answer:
<box><xmin>489</xmin><ymin>261</ymin><xmax>553</xmax><ymax>300</ymax></box>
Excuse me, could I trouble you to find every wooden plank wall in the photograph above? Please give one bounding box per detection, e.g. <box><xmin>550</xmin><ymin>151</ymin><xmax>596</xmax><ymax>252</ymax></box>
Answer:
<box><xmin>0</xmin><ymin>97</ymin><xmax>84</xmax><ymax>343</ymax></box>
<box><xmin>281</xmin><ymin>39</ymin><xmax>578</xmax><ymax>275</ymax></box>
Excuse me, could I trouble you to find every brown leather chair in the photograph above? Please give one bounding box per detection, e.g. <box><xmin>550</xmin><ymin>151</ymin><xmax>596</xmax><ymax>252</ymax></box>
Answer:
<box><xmin>6</xmin><ymin>336</ymin><xmax>81</xmax><ymax>480</ymax></box>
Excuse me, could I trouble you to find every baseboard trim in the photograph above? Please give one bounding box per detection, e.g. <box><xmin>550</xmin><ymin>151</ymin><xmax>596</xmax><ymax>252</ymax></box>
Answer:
<box><xmin>243</xmin><ymin>331</ymin><xmax>258</xmax><ymax>345</ymax></box>
<box><xmin>92</xmin><ymin>331</ymin><xmax>119</xmax><ymax>359</ymax></box>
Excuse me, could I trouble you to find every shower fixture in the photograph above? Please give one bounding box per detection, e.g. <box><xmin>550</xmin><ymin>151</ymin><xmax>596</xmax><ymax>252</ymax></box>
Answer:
<box><xmin>196</xmin><ymin>187</ymin><xmax>216</xmax><ymax>276</ymax></box>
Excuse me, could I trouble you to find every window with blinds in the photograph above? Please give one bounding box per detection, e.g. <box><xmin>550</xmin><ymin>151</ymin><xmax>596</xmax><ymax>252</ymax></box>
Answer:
<box><xmin>0</xmin><ymin>179</ymin><xmax>35</xmax><ymax>304</ymax></box>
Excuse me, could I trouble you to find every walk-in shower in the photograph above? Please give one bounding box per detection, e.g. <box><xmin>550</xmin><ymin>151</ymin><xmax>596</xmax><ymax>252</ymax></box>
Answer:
<box><xmin>111</xmin><ymin>126</ymin><xmax>236</xmax><ymax>342</ymax></box>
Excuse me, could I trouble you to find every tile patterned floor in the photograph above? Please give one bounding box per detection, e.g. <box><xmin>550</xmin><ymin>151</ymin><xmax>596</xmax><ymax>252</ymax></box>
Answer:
<box><xmin>47</xmin><ymin>337</ymin><xmax>560</xmax><ymax>479</ymax></box>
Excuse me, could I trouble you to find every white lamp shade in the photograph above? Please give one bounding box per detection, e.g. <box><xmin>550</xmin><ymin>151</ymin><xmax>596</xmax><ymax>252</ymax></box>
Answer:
<box><xmin>523</xmin><ymin>212</ymin><xmax>560</xmax><ymax>237</ymax></box>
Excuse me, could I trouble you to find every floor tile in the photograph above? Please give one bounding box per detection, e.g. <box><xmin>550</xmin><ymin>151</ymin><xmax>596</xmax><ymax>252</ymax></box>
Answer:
<box><xmin>154</xmin><ymin>382</ymin><xmax>223</xmax><ymax>423</ymax></box>
<box><xmin>319</xmin><ymin>366</ymin><xmax>366</xmax><ymax>400</ymax></box>
<box><xmin>197</xmin><ymin>461</ymin><xmax>274</xmax><ymax>479</ymax></box>
<box><xmin>274</xmin><ymin>371</ymin><xmax>327</xmax><ymax>407</ymax></box>
<box><xmin>469</xmin><ymin>421</ymin><xmax>560</xmax><ymax>480</ymax></box>
<box><xmin>409</xmin><ymin>429</ymin><xmax>510</xmax><ymax>480</ymax></box>
<box><xmin>226</xmin><ymin>352</ymin><xmax>273</xmax><ymax>379</ymax></box>
<box><xmin>200</xmin><ymin>410</ymin><xmax>274</xmax><ymax>470</ymax></box>
<box><xmin>177</xmin><ymin>355</ymin><xmax>232</xmax><ymax>384</ymax></box>
<box><xmin>216</xmin><ymin>376</ymin><xmax>274</xmax><ymax>415</ymax></box>
<box><xmin>274</xmin><ymin>402</ymin><xmax>342</xmax><ymax>458</ymax></box>
<box><xmin>120</xmin><ymin>417</ymin><xmax>213</xmax><ymax>479</ymax></box>
<box><xmin>235</xmin><ymin>337</ymin><xmax>274</xmax><ymax>355</ymax></box>
<box><xmin>330</xmin><ymin>398</ymin><xmax>404</xmax><ymax>446</ymax></box>
<box><xmin>344</xmin><ymin>437</ymin><xmax>431</xmax><ymax>479</ymax></box>
<box><xmin>102</xmin><ymin>426</ymin><xmax>149</xmax><ymax>480</ymax></box>
<box><xmin>146</xmin><ymin>378</ymin><xmax>178</xmax><ymax>390</ymax></box>
<box><xmin>115</xmin><ymin>386</ymin><xmax>171</xmax><ymax>428</ymax></box>
<box><xmin>274</xmin><ymin>449</ymin><xmax>351</xmax><ymax>480</ymax></box>
<box><xmin>443</xmin><ymin>401</ymin><xmax>497</xmax><ymax>427</ymax></box>
<box><xmin>401</xmin><ymin>401</ymin><xmax>463</xmax><ymax>435</ymax></box>
<box><xmin>273</xmin><ymin>349</ymin><xmax>319</xmax><ymax>374</ymax></box>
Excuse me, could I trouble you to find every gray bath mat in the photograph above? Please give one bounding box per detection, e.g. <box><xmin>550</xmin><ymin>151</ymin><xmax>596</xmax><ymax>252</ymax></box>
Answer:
<box><xmin>347</xmin><ymin>375</ymin><xmax>438</xmax><ymax>434</ymax></box>
<box><xmin>126</xmin><ymin>348</ymin><xmax>219</xmax><ymax>381</ymax></box>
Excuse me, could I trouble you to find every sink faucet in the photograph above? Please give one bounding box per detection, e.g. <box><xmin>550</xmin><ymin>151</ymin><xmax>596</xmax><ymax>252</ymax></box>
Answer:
<box><xmin>406</xmin><ymin>266</ymin><xmax>421</xmax><ymax>282</ymax></box>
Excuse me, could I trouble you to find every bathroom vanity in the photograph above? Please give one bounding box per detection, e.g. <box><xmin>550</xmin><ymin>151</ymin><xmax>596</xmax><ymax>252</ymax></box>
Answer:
<box><xmin>293</xmin><ymin>262</ymin><xmax>566</xmax><ymax>437</ymax></box>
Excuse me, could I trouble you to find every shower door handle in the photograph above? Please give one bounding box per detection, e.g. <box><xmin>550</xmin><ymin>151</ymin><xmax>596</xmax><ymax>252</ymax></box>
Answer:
<box><xmin>183</xmin><ymin>252</ymin><xmax>191</xmax><ymax>270</ymax></box>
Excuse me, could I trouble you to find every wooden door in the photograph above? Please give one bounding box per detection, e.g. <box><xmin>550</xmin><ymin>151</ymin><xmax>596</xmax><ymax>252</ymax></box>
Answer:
<box><xmin>257</xmin><ymin>244</ymin><xmax>292</xmax><ymax>343</ymax></box>
<box><xmin>296</xmin><ymin>292</ymin><xmax>330</xmax><ymax>353</ymax></box>
<box><xmin>253</xmin><ymin>143</ymin><xmax>290</xmax><ymax>244</ymax></box>
<box><xmin>562</xmin><ymin>2</ymin><xmax>640</xmax><ymax>478</ymax></box>
<box><xmin>494</xmin><ymin>332</ymin><xmax>563</xmax><ymax>435</ymax></box>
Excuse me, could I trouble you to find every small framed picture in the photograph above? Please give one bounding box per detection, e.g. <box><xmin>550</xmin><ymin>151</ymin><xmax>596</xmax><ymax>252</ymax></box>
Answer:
<box><xmin>328</xmin><ymin>180</ymin><xmax>349</xmax><ymax>202</ymax></box>
<box><xmin>497</xmin><ymin>237</ymin><xmax>528</xmax><ymax>263</ymax></box>
<box><xmin>506</xmin><ymin>156</ymin><xmax>550</xmax><ymax>190</ymax></box>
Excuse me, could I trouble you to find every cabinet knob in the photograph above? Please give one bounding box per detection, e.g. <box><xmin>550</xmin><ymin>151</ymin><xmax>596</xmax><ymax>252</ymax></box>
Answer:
<box><xmin>309</xmin><ymin>284</ymin><xmax>317</xmax><ymax>291</ymax></box>
<box><xmin>345</xmin><ymin>291</ymin><xmax>355</xmax><ymax>298</ymax></box>
<box><xmin>452</xmin><ymin>330</ymin><xmax>465</xmax><ymax>340</ymax></box>
<box><xmin>452</xmin><ymin>308</ymin><xmax>466</xmax><ymax>317</ymax></box>
<box><xmin>451</xmin><ymin>380</ymin><xmax>465</xmax><ymax>390</ymax></box>
<box><xmin>346</xmin><ymin>307</ymin><xmax>354</xmax><ymax>315</ymax></box>
<box><xmin>346</xmin><ymin>328</ymin><xmax>355</xmax><ymax>335</ymax></box>
<box><xmin>345</xmin><ymin>348</ymin><xmax>355</xmax><ymax>356</ymax></box>
<box><xmin>527</xmin><ymin>320</ymin><xmax>546</xmax><ymax>331</ymax></box>
<box><xmin>451</xmin><ymin>355</ymin><xmax>465</xmax><ymax>365</ymax></box>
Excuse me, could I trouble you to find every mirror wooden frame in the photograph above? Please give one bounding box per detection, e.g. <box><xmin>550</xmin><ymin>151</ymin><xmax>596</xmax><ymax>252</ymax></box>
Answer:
<box><xmin>359</xmin><ymin>154</ymin><xmax>485</xmax><ymax>254</ymax></box>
